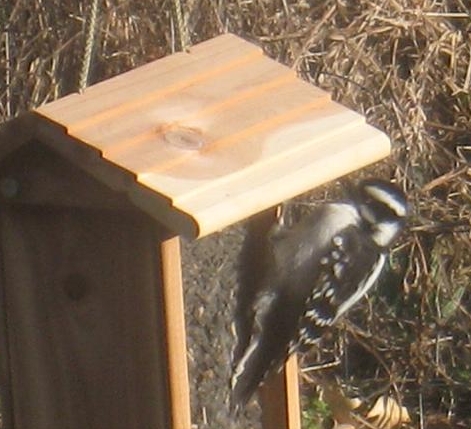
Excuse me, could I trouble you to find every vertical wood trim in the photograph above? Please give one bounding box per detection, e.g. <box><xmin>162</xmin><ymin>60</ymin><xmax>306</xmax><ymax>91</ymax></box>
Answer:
<box><xmin>0</xmin><ymin>213</ymin><xmax>13</xmax><ymax>429</ymax></box>
<box><xmin>284</xmin><ymin>354</ymin><xmax>301</xmax><ymax>429</ymax></box>
<box><xmin>161</xmin><ymin>236</ymin><xmax>191</xmax><ymax>429</ymax></box>
<box><xmin>260</xmin><ymin>354</ymin><xmax>301</xmax><ymax>429</ymax></box>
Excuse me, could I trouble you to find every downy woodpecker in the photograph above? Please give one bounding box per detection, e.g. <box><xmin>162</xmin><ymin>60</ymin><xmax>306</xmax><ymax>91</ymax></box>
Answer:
<box><xmin>231</xmin><ymin>179</ymin><xmax>408</xmax><ymax>410</ymax></box>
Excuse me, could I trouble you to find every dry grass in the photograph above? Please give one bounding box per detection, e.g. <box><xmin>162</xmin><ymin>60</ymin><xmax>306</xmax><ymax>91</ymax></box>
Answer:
<box><xmin>2</xmin><ymin>0</ymin><xmax>471</xmax><ymax>428</ymax></box>
<box><xmin>289</xmin><ymin>2</ymin><xmax>471</xmax><ymax>428</ymax></box>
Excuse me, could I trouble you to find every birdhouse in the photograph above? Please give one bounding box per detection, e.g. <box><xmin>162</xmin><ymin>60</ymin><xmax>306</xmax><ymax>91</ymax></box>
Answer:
<box><xmin>0</xmin><ymin>34</ymin><xmax>389</xmax><ymax>429</ymax></box>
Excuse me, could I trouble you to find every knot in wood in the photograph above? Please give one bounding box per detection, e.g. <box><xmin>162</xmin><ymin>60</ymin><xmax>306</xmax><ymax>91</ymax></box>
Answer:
<box><xmin>162</xmin><ymin>125</ymin><xmax>206</xmax><ymax>150</ymax></box>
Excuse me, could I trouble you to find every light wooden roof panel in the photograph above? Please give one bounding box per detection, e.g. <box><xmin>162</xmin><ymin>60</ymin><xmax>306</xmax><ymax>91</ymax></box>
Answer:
<box><xmin>142</xmin><ymin>118</ymin><xmax>388</xmax><ymax>233</ymax></box>
<box><xmin>101</xmin><ymin>82</ymin><xmax>326</xmax><ymax>175</ymax></box>
<box><xmin>41</xmin><ymin>35</ymin><xmax>262</xmax><ymax>134</ymax></box>
<box><xmin>33</xmin><ymin>33</ymin><xmax>390</xmax><ymax>238</ymax></box>
<box><xmin>138</xmin><ymin>108</ymin><xmax>365</xmax><ymax>199</ymax></box>
<box><xmin>74</xmin><ymin>53</ymin><xmax>296</xmax><ymax>156</ymax></box>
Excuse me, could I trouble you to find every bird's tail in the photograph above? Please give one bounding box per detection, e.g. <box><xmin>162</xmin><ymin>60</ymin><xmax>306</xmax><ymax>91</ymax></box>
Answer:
<box><xmin>230</xmin><ymin>335</ymin><xmax>268</xmax><ymax>414</ymax></box>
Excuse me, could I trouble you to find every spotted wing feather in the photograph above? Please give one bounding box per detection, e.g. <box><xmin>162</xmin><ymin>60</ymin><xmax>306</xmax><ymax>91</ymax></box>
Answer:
<box><xmin>294</xmin><ymin>226</ymin><xmax>385</xmax><ymax>351</ymax></box>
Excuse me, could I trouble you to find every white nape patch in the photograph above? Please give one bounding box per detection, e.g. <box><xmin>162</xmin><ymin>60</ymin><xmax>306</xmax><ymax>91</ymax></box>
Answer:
<box><xmin>334</xmin><ymin>253</ymin><xmax>386</xmax><ymax>321</ymax></box>
<box><xmin>231</xmin><ymin>338</ymin><xmax>259</xmax><ymax>389</ymax></box>
<box><xmin>364</xmin><ymin>185</ymin><xmax>407</xmax><ymax>217</ymax></box>
<box><xmin>373</xmin><ymin>221</ymin><xmax>401</xmax><ymax>247</ymax></box>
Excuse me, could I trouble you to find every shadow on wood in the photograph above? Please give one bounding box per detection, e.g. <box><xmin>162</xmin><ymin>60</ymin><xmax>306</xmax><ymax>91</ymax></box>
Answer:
<box><xmin>0</xmin><ymin>143</ymin><xmax>170</xmax><ymax>428</ymax></box>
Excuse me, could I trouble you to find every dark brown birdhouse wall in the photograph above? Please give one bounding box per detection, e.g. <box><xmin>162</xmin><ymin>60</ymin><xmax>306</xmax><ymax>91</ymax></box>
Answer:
<box><xmin>0</xmin><ymin>143</ymin><xmax>170</xmax><ymax>429</ymax></box>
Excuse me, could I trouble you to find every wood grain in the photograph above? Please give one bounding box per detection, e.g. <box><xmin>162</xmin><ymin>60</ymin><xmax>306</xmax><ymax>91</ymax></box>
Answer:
<box><xmin>260</xmin><ymin>354</ymin><xmax>301</xmax><ymax>429</ymax></box>
<box><xmin>0</xmin><ymin>150</ymin><xmax>170</xmax><ymax>429</ymax></box>
<box><xmin>31</xmin><ymin>33</ymin><xmax>390</xmax><ymax>239</ymax></box>
<box><xmin>160</xmin><ymin>236</ymin><xmax>191</xmax><ymax>429</ymax></box>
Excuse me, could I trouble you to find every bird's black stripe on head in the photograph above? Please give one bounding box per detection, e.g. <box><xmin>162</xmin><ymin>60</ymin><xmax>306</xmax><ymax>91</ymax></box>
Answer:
<box><xmin>363</xmin><ymin>183</ymin><xmax>407</xmax><ymax>219</ymax></box>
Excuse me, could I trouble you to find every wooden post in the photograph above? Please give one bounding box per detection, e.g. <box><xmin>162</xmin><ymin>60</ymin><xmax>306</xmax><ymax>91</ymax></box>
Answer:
<box><xmin>260</xmin><ymin>354</ymin><xmax>301</xmax><ymax>429</ymax></box>
<box><xmin>161</xmin><ymin>236</ymin><xmax>192</xmax><ymax>429</ymax></box>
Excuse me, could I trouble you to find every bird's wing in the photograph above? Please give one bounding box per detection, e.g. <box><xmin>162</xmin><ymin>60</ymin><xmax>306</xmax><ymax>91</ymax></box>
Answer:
<box><xmin>294</xmin><ymin>226</ymin><xmax>385</xmax><ymax>350</ymax></box>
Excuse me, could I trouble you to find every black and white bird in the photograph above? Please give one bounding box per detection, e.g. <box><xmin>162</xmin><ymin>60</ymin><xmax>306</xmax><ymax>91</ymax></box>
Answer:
<box><xmin>231</xmin><ymin>178</ymin><xmax>408</xmax><ymax>411</ymax></box>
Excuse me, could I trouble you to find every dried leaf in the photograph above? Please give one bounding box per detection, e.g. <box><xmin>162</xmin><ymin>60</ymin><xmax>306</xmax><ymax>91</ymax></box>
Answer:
<box><xmin>319</xmin><ymin>378</ymin><xmax>358</xmax><ymax>426</ymax></box>
<box><xmin>347</xmin><ymin>397</ymin><xmax>362</xmax><ymax>410</ymax></box>
<box><xmin>333</xmin><ymin>424</ymin><xmax>356</xmax><ymax>429</ymax></box>
<box><xmin>366</xmin><ymin>395</ymin><xmax>411</xmax><ymax>429</ymax></box>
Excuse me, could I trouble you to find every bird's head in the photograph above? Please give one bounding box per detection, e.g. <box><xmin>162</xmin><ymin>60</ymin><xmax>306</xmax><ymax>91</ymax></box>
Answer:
<box><xmin>350</xmin><ymin>179</ymin><xmax>408</xmax><ymax>248</ymax></box>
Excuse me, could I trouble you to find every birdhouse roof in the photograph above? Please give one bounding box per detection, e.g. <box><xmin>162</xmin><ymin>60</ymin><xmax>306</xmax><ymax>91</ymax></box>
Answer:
<box><xmin>0</xmin><ymin>34</ymin><xmax>389</xmax><ymax>238</ymax></box>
